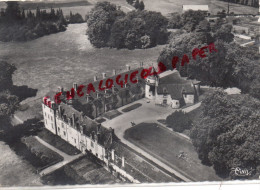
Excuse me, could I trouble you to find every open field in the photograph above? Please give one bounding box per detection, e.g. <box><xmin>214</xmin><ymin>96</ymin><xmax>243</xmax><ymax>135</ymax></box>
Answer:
<box><xmin>124</xmin><ymin>122</ymin><xmax>222</xmax><ymax>181</ymax></box>
<box><xmin>0</xmin><ymin>23</ymin><xmax>165</xmax><ymax>120</ymax></box>
<box><xmin>0</xmin><ymin>141</ymin><xmax>42</xmax><ymax>186</ymax></box>
<box><xmin>142</xmin><ymin>0</ymin><xmax>258</xmax><ymax>15</ymax></box>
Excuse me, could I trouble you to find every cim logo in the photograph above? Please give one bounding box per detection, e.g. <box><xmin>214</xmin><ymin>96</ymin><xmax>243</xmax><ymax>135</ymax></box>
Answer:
<box><xmin>230</xmin><ymin>167</ymin><xmax>254</xmax><ymax>177</ymax></box>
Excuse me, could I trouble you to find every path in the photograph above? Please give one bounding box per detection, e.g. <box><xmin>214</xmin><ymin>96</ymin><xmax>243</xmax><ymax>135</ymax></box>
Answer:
<box><xmin>34</xmin><ymin>136</ymin><xmax>83</xmax><ymax>176</ymax></box>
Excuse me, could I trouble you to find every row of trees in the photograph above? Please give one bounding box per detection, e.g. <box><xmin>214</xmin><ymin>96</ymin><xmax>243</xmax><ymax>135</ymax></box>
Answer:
<box><xmin>126</xmin><ymin>0</ymin><xmax>145</xmax><ymax>10</ymax></box>
<box><xmin>0</xmin><ymin>2</ymin><xmax>84</xmax><ymax>42</ymax></box>
<box><xmin>87</xmin><ymin>2</ymin><xmax>168</xmax><ymax>49</ymax></box>
<box><xmin>190</xmin><ymin>90</ymin><xmax>260</xmax><ymax>178</ymax></box>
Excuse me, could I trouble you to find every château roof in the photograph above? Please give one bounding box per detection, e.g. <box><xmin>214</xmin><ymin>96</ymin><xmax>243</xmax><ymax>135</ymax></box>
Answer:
<box><xmin>157</xmin><ymin>71</ymin><xmax>196</xmax><ymax>99</ymax></box>
<box><xmin>57</xmin><ymin>103</ymin><xmax>118</xmax><ymax>147</ymax></box>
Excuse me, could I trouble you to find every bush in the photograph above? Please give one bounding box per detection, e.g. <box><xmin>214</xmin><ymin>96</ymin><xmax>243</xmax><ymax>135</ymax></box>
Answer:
<box><xmin>166</xmin><ymin>111</ymin><xmax>192</xmax><ymax>133</ymax></box>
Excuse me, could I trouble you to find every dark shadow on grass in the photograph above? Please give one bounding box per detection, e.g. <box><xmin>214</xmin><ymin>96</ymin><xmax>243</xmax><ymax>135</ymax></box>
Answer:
<box><xmin>11</xmin><ymin>85</ymin><xmax>38</xmax><ymax>102</ymax></box>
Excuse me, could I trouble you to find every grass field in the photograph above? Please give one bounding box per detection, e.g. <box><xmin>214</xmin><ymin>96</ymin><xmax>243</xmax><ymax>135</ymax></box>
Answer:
<box><xmin>142</xmin><ymin>0</ymin><xmax>258</xmax><ymax>15</ymax></box>
<box><xmin>0</xmin><ymin>141</ymin><xmax>42</xmax><ymax>186</ymax></box>
<box><xmin>124</xmin><ymin>122</ymin><xmax>222</xmax><ymax>181</ymax></box>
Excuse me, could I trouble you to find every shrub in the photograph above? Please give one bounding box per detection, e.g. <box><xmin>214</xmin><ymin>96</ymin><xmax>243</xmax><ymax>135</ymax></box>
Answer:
<box><xmin>166</xmin><ymin>111</ymin><xmax>192</xmax><ymax>133</ymax></box>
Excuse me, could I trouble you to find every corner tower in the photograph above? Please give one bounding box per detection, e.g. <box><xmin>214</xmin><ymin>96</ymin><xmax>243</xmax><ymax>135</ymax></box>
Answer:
<box><xmin>145</xmin><ymin>67</ymin><xmax>158</xmax><ymax>99</ymax></box>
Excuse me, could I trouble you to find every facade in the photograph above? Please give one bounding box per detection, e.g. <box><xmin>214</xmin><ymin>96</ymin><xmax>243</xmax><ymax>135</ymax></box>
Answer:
<box><xmin>42</xmin><ymin>99</ymin><xmax>139</xmax><ymax>182</ymax></box>
<box><xmin>145</xmin><ymin>70</ymin><xmax>200</xmax><ymax>108</ymax></box>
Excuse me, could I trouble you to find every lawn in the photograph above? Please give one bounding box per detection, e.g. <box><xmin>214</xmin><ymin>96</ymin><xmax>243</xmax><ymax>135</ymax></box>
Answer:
<box><xmin>121</xmin><ymin>103</ymin><xmax>142</xmax><ymax>113</ymax></box>
<box><xmin>37</xmin><ymin>128</ymin><xmax>81</xmax><ymax>155</ymax></box>
<box><xmin>124</xmin><ymin>122</ymin><xmax>222</xmax><ymax>181</ymax></box>
<box><xmin>0</xmin><ymin>141</ymin><xmax>42</xmax><ymax>186</ymax></box>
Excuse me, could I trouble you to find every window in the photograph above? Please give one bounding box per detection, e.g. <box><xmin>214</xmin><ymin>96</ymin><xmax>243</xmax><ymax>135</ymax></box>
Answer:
<box><xmin>62</xmin><ymin>123</ymin><xmax>64</xmax><ymax>128</ymax></box>
<box><xmin>184</xmin><ymin>94</ymin><xmax>187</xmax><ymax>98</ymax></box>
<box><xmin>63</xmin><ymin>131</ymin><xmax>66</xmax><ymax>136</ymax></box>
<box><xmin>45</xmin><ymin>119</ymin><xmax>47</xmax><ymax>124</ymax></box>
<box><xmin>51</xmin><ymin>116</ymin><xmax>53</xmax><ymax>121</ymax></box>
<box><xmin>91</xmin><ymin>141</ymin><xmax>94</xmax><ymax>148</ymax></box>
<box><xmin>176</xmin><ymin>102</ymin><xmax>178</xmax><ymax>105</ymax></box>
<box><xmin>51</xmin><ymin>123</ymin><xmax>54</xmax><ymax>129</ymax></box>
<box><xmin>58</xmin><ymin>127</ymin><xmax>60</xmax><ymax>131</ymax></box>
<box><xmin>74</xmin><ymin>139</ymin><xmax>76</xmax><ymax>143</ymax></box>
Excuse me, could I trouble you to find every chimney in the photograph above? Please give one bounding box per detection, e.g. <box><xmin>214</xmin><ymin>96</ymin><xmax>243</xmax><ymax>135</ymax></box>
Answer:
<box><xmin>80</xmin><ymin>125</ymin><xmax>83</xmax><ymax>134</ymax></box>
<box><xmin>122</xmin><ymin>156</ymin><xmax>125</xmax><ymax>168</ymax></box>
<box><xmin>73</xmin><ymin>83</ymin><xmax>78</xmax><ymax>91</ymax></box>
<box><xmin>126</xmin><ymin>65</ymin><xmax>130</xmax><ymax>71</ymax></box>
<box><xmin>94</xmin><ymin>75</ymin><xmax>97</xmax><ymax>81</ymax></box>
<box><xmin>102</xmin><ymin>72</ymin><xmax>106</xmax><ymax>79</ymax></box>
<box><xmin>111</xmin><ymin>149</ymin><xmax>115</xmax><ymax>161</ymax></box>
<box><xmin>58</xmin><ymin>105</ymin><xmax>62</xmax><ymax>117</ymax></box>
<box><xmin>58</xmin><ymin>86</ymin><xmax>64</xmax><ymax>93</ymax></box>
<box><xmin>72</xmin><ymin>113</ymin><xmax>76</xmax><ymax>127</ymax></box>
<box><xmin>113</xmin><ymin>69</ymin><xmax>116</xmax><ymax>76</ymax></box>
<box><xmin>112</xmin><ymin>85</ymin><xmax>115</xmax><ymax>93</ymax></box>
<box><xmin>86</xmin><ymin>94</ymin><xmax>89</xmax><ymax>102</ymax></box>
<box><xmin>97</xmin><ymin>124</ymin><xmax>101</xmax><ymax>134</ymax></box>
<box><xmin>109</xmin><ymin>127</ymin><xmax>114</xmax><ymax>144</ymax></box>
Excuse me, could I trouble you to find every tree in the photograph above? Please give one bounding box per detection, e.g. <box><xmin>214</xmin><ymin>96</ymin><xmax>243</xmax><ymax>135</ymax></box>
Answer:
<box><xmin>134</xmin><ymin>0</ymin><xmax>140</xmax><ymax>9</ymax></box>
<box><xmin>88</xmin><ymin>4</ymin><xmax>168</xmax><ymax>49</ymax></box>
<box><xmin>190</xmin><ymin>90</ymin><xmax>260</xmax><ymax>177</ymax></box>
<box><xmin>0</xmin><ymin>61</ymin><xmax>16</xmax><ymax>90</ymax></box>
<box><xmin>139</xmin><ymin>1</ymin><xmax>145</xmax><ymax>10</ymax></box>
<box><xmin>86</xmin><ymin>1</ymin><xmax>125</xmax><ymax>48</ymax></box>
<box><xmin>181</xmin><ymin>10</ymin><xmax>206</xmax><ymax>32</ymax></box>
<box><xmin>168</xmin><ymin>13</ymin><xmax>182</xmax><ymax>29</ymax></box>
<box><xmin>166</xmin><ymin>111</ymin><xmax>192</xmax><ymax>133</ymax></box>
<box><xmin>5</xmin><ymin>1</ymin><xmax>21</xmax><ymax>21</ymax></box>
<box><xmin>213</xmin><ymin>24</ymin><xmax>234</xmax><ymax>43</ymax></box>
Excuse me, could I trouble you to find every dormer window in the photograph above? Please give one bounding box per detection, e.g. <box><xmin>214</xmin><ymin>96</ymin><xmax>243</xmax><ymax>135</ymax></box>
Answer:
<box><xmin>163</xmin><ymin>87</ymin><xmax>167</xmax><ymax>94</ymax></box>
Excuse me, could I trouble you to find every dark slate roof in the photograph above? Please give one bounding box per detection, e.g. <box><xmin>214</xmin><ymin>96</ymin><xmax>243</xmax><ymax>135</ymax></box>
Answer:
<box><xmin>73</xmin><ymin>67</ymin><xmax>145</xmax><ymax>105</ymax></box>
<box><xmin>58</xmin><ymin>103</ymin><xmax>117</xmax><ymax>147</ymax></box>
<box><xmin>157</xmin><ymin>72</ymin><xmax>196</xmax><ymax>99</ymax></box>
<box><xmin>159</xmin><ymin>72</ymin><xmax>189</xmax><ymax>85</ymax></box>
<box><xmin>157</xmin><ymin>84</ymin><xmax>195</xmax><ymax>99</ymax></box>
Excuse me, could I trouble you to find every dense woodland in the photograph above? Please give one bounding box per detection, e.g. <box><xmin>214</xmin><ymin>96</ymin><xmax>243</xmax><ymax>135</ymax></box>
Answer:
<box><xmin>190</xmin><ymin>90</ymin><xmax>260</xmax><ymax>178</ymax></box>
<box><xmin>0</xmin><ymin>2</ymin><xmax>84</xmax><ymax>42</ymax></box>
<box><xmin>218</xmin><ymin>0</ymin><xmax>259</xmax><ymax>7</ymax></box>
<box><xmin>86</xmin><ymin>2</ymin><xmax>168</xmax><ymax>49</ymax></box>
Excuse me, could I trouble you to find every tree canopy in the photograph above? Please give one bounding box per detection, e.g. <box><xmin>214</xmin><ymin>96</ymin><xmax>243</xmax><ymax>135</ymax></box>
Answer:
<box><xmin>190</xmin><ymin>90</ymin><xmax>260</xmax><ymax>178</ymax></box>
<box><xmin>87</xmin><ymin>1</ymin><xmax>168</xmax><ymax>49</ymax></box>
<box><xmin>166</xmin><ymin>111</ymin><xmax>192</xmax><ymax>133</ymax></box>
